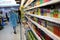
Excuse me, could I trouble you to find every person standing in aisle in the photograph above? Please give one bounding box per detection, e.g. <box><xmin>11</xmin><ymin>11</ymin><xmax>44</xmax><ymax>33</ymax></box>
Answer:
<box><xmin>18</xmin><ymin>9</ymin><xmax>21</xmax><ymax>24</ymax></box>
<box><xmin>6</xmin><ymin>13</ymin><xmax>9</xmax><ymax>22</ymax></box>
<box><xmin>9</xmin><ymin>10</ymin><xmax>18</xmax><ymax>34</ymax></box>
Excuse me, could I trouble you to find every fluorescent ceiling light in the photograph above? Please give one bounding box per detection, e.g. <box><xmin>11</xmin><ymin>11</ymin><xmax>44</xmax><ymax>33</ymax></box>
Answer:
<box><xmin>0</xmin><ymin>0</ymin><xmax>20</xmax><ymax>7</ymax></box>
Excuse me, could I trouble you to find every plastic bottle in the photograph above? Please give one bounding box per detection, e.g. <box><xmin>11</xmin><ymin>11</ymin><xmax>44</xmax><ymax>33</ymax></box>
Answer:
<box><xmin>47</xmin><ymin>9</ymin><xmax>50</xmax><ymax>17</ymax></box>
<box><xmin>50</xmin><ymin>9</ymin><xmax>54</xmax><ymax>18</ymax></box>
<box><xmin>53</xmin><ymin>9</ymin><xmax>58</xmax><ymax>18</ymax></box>
<box><xmin>37</xmin><ymin>8</ymin><xmax>41</xmax><ymax>16</ymax></box>
<box><xmin>58</xmin><ymin>9</ymin><xmax>60</xmax><ymax>18</ymax></box>
<box><xmin>41</xmin><ymin>8</ymin><xmax>44</xmax><ymax>16</ymax></box>
<box><xmin>44</xmin><ymin>9</ymin><xmax>47</xmax><ymax>16</ymax></box>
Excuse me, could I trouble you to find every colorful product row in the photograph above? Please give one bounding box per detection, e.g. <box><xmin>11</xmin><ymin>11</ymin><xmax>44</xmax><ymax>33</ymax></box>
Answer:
<box><xmin>27</xmin><ymin>30</ymin><xmax>38</xmax><ymax>40</ymax></box>
<box><xmin>30</xmin><ymin>8</ymin><xmax>60</xmax><ymax>18</ymax></box>
<box><xmin>32</xmin><ymin>24</ymin><xmax>53</xmax><ymax>40</ymax></box>
<box><xmin>26</xmin><ymin>0</ymin><xmax>51</xmax><ymax>8</ymax></box>
<box><xmin>40</xmin><ymin>0</ymin><xmax>51</xmax><ymax>4</ymax></box>
<box><xmin>37</xmin><ymin>18</ymin><xmax>60</xmax><ymax>37</ymax></box>
<box><xmin>29</xmin><ymin>16</ymin><xmax>60</xmax><ymax>38</ymax></box>
<box><xmin>40</xmin><ymin>20</ymin><xmax>60</xmax><ymax>37</ymax></box>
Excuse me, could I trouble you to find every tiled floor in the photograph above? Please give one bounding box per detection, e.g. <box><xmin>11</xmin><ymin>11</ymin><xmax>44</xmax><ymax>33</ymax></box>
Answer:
<box><xmin>0</xmin><ymin>23</ymin><xmax>20</xmax><ymax>40</ymax></box>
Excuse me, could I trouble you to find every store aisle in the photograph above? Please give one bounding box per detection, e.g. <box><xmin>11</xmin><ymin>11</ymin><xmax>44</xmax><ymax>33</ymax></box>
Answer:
<box><xmin>0</xmin><ymin>23</ymin><xmax>20</xmax><ymax>40</ymax></box>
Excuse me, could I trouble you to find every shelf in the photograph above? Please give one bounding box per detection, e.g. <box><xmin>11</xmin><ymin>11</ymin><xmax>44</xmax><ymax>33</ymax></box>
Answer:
<box><xmin>27</xmin><ymin>22</ymin><xmax>41</xmax><ymax>40</ymax></box>
<box><xmin>26</xmin><ymin>13</ymin><xmax>60</xmax><ymax>24</ymax></box>
<box><xmin>25</xmin><ymin>0</ymin><xmax>60</xmax><ymax>11</ymax></box>
<box><xmin>21</xmin><ymin>0</ymin><xmax>26</xmax><ymax>6</ymax></box>
<box><xmin>24</xmin><ymin>0</ymin><xmax>34</xmax><ymax>8</ymax></box>
<box><xmin>25</xmin><ymin>16</ymin><xmax>60</xmax><ymax>40</ymax></box>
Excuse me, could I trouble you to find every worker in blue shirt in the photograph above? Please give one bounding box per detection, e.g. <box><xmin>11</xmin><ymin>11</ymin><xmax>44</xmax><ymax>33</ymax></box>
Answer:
<box><xmin>9</xmin><ymin>10</ymin><xmax>18</xmax><ymax>34</ymax></box>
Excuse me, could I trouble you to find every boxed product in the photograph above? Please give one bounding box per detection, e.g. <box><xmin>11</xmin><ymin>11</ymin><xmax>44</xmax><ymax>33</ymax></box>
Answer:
<box><xmin>46</xmin><ymin>9</ymin><xmax>50</xmax><ymax>17</ymax></box>
<box><xmin>40</xmin><ymin>0</ymin><xmax>43</xmax><ymax>4</ymax></box>
<box><xmin>28</xmin><ymin>31</ymin><xmax>32</xmax><ymax>40</ymax></box>
<box><xmin>44</xmin><ymin>9</ymin><xmax>47</xmax><ymax>16</ymax></box>
<box><xmin>53</xmin><ymin>24</ymin><xmax>60</xmax><ymax>37</ymax></box>
<box><xmin>38</xmin><ymin>18</ymin><xmax>42</xmax><ymax>25</ymax></box>
<box><xmin>41</xmin><ymin>8</ymin><xmax>44</xmax><ymax>16</ymax></box>
<box><xmin>47</xmin><ymin>21</ymin><xmax>54</xmax><ymax>32</ymax></box>
<box><xmin>58</xmin><ymin>27</ymin><xmax>60</xmax><ymax>37</ymax></box>
<box><xmin>35</xmin><ymin>0</ymin><xmax>40</xmax><ymax>6</ymax></box>
<box><xmin>50</xmin><ymin>9</ymin><xmax>54</xmax><ymax>17</ymax></box>
<box><xmin>40</xmin><ymin>29</ymin><xmax>45</xmax><ymax>40</ymax></box>
<box><xmin>41</xmin><ymin>20</ymin><xmax>47</xmax><ymax>27</ymax></box>
<box><xmin>53</xmin><ymin>9</ymin><xmax>58</xmax><ymax>18</ymax></box>
<box><xmin>44</xmin><ymin>0</ymin><xmax>50</xmax><ymax>3</ymax></box>
<box><xmin>37</xmin><ymin>8</ymin><xmax>41</xmax><ymax>16</ymax></box>
<box><xmin>45</xmin><ymin>34</ymin><xmax>53</xmax><ymax>40</ymax></box>
<box><xmin>37</xmin><ymin>28</ymin><xmax>42</xmax><ymax>38</ymax></box>
<box><xmin>58</xmin><ymin>9</ymin><xmax>60</xmax><ymax>18</ymax></box>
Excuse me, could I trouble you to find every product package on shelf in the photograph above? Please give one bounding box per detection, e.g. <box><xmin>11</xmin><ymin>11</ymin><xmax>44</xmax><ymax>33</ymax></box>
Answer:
<box><xmin>36</xmin><ymin>17</ymin><xmax>60</xmax><ymax>38</ymax></box>
<box><xmin>53</xmin><ymin>9</ymin><xmax>59</xmax><ymax>18</ymax></box>
<box><xmin>41</xmin><ymin>20</ymin><xmax>47</xmax><ymax>27</ymax></box>
<box><xmin>32</xmin><ymin>24</ymin><xmax>37</xmax><ymax>32</ymax></box>
<box><xmin>38</xmin><ymin>27</ymin><xmax>53</xmax><ymax>40</ymax></box>
<box><xmin>30</xmin><ymin>30</ymin><xmax>38</xmax><ymax>40</ymax></box>
<box><xmin>46</xmin><ymin>21</ymin><xmax>60</xmax><ymax>37</ymax></box>
<box><xmin>30</xmin><ymin>10</ymin><xmax>34</xmax><ymax>14</ymax></box>
<box><xmin>58</xmin><ymin>9</ymin><xmax>60</xmax><ymax>18</ymax></box>
<box><xmin>30</xmin><ymin>1</ymin><xmax>35</xmax><ymax>7</ymax></box>
<box><xmin>41</xmin><ymin>8</ymin><xmax>44</xmax><ymax>16</ymax></box>
<box><xmin>37</xmin><ymin>8</ymin><xmax>41</xmax><ymax>16</ymax></box>
<box><xmin>46</xmin><ymin>9</ymin><xmax>50</xmax><ymax>17</ymax></box>
<box><xmin>53</xmin><ymin>23</ymin><xmax>60</xmax><ymax>37</ymax></box>
<box><xmin>34</xmin><ymin>0</ymin><xmax>40</xmax><ymax>6</ymax></box>
<box><xmin>32</xmin><ymin>24</ymin><xmax>42</xmax><ymax>38</ymax></box>
<box><xmin>47</xmin><ymin>21</ymin><xmax>54</xmax><ymax>32</ymax></box>
<box><xmin>50</xmin><ymin>9</ymin><xmax>54</xmax><ymax>18</ymax></box>
<box><xmin>39</xmin><ymin>29</ymin><xmax>45</xmax><ymax>40</ymax></box>
<box><xmin>26</xmin><ymin>8</ymin><xmax>60</xmax><ymax>19</ymax></box>
<box><xmin>37</xmin><ymin>8</ymin><xmax>60</xmax><ymax>19</ymax></box>
<box><xmin>30</xmin><ymin>16</ymin><xmax>35</xmax><ymax>21</ymax></box>
<box><xmin>44</xmin><ymin>0</ymin><xmax>51</xmax><ymax>3</ymax></box>
<box><xmin>30</xmin><ymin>20</ymin><xmax>54</xmax><ymax>40</ymax></box>
<box><xmin>45</xmin><ymin>34</ymin><xmax>53</xmax><ymax>40</ymax></box>
<box><xmin>40</xmin><ymin>0</ymin><xmax>43</xmax><ymax>4</ymax></box>
<box><xmin>37</xmin><ymin>18</ymin><xmax>42</xmax><ymax>25</ymax></box>
<box><xmin>32</xmin><ymin>23</ymin><xmax>53</xmax><ymax>40</ymax></box>
<box><xmin>30</xmin><ymin>13</ymin><xmax>38</xmax><ymax>22</ymax></box>
<box><xmin>28</xmin><ymin>0</ymin><xmax>37</xmax><ymax>7</ymax></box>
<box><xmin>27</xmin><ymin>30</ymin><xmax>33</xmax><ymax>40</ymax></box>
<box><xmin>58</xmin><ymin>27</ymin><xmax>60</xmax><ymax>37</ymax></box>
<box><xmin>34</xmin><ymin>9</ymin><xmax>38</xmax><ymax>15</ymax></box>
<box><xmin>27</xmin><ymin>30</ymin><xmax>38</xmax><ymax>40</ymax></box>
<box><xmin>38</xmin><ymin>19</ymin><xmax>47</xmax><ymax>27</ymax></box>
<box><xmin>35</xmin><ymin>17</ymin><xmax>38</xmax><ymax>22</ymax></box>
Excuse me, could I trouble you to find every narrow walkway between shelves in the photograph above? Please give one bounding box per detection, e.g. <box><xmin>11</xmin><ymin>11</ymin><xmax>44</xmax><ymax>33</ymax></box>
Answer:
<box><xmin>0</xmin><ymin>23</ymin><xmax>20</xmax><ymax>40</ymax></box>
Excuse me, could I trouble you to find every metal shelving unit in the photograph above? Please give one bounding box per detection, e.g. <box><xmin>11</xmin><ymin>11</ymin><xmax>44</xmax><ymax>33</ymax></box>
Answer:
<box><xmin>27</xmin><ymin>22</ymin><xmax>41</xmax><ymax>40</ymax></box>
<box><xmin>20</xmin><ymin>0</ymin><xmax>60</xmax><ymax>40</ymax></box>
<box><xmin>25</xmin><ymin>13</ymin><xmax>60</xmax><ymax>24</ymax></box>
<box><xmin>25</xmin><ymin>0</ymin><xmax>60</xmax><ymax>11</ymax></box>
<box><xmin>25</xmin><ymin>16</ymin><xmax>60</xmax><ymax>40</ymax></box>
<box><xmin>24</xmin><ymin>0</ymin><xmax>34</xmax><ymax>8</ymax></box>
